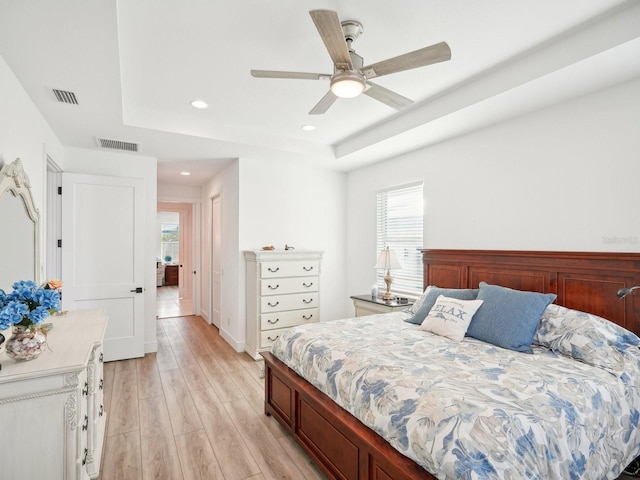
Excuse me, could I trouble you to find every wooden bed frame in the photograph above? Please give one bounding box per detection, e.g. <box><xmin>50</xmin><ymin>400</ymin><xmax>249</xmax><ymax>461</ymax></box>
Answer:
<box><xmin>261</xmin><ymin>250</ymin><xmax>640</xmax><ymax>480</ymax></box>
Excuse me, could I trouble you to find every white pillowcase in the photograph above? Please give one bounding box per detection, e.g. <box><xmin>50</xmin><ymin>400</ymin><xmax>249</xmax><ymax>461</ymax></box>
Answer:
<box><xmin>419</xmin><ymin>295</ymin><xmax>484</xmax><ymax>342</ymax></box>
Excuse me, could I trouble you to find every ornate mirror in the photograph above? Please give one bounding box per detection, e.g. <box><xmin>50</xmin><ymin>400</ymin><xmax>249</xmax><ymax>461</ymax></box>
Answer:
<box><xmin>0</xmin><ymin>159</ymin><xmax>40</xmax><ymax>291</ymax></box>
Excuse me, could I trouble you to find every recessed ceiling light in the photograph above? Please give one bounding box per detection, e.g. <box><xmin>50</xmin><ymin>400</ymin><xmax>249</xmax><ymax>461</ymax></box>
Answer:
<box><xmin>180</xmin><ymin>171</ymin><xmax>191</xmax><ymax>176</ymax></box>
<box><xmin>190</xmin><ymin>100</ymin><xmax>208</xmax><ymax>109</ymax></box>
<box><xmin>301</xmin><ymin>124</ymin><xmax>316</xmax><ymax>131</ymax></box>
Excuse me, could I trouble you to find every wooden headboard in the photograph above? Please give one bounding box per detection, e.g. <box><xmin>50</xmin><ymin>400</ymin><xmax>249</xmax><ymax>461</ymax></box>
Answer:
<box><xmin>421</xmin><ymin>249</ymin><xmax>640</xmax><ymax>335</ymax></box>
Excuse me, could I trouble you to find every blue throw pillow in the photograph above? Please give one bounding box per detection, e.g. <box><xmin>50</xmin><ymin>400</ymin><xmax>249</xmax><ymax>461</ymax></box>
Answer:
<box><xmin>405</xmin><ymin>286</ymin><xmax>479</xmax><ymax>325</ymax></box>
<box><xmin>466</xmin><ymin>282</ymin><xmax>556</xmax><ymax>353</ymax></box>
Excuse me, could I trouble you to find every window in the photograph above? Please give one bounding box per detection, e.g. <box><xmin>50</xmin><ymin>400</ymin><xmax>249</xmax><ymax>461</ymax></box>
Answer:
<box><xmin>376</xmin><ymin>182</ymin><xmax>423</xmax><ymax>297</ymax></box>
<box><xmin>161</xmin><ymin>223</ymin><xmax>179</xmax><ymax>263</ymax></box>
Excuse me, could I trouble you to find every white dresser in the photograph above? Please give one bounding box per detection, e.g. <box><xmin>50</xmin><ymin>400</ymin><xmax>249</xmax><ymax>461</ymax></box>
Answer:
<box><xmin>244</xmin><ymin>250</ymin><xmax>323</xmax><ymax>360</ymax></box>
<box><xmin>0</xmin><ymin>309</ymin><xmax>108</xmax><ymax>480</ymax></box>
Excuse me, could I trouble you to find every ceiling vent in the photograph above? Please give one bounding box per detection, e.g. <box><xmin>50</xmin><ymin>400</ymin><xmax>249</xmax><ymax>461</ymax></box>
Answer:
<box><xmin>52</xmin><ymin>89</ymin><xmax>78</xmax><ymax>105</ymax></box>
<box><xmin>95</xmin><ymin>137</ymin><xmax>140</xmax><ymax>152</ymax></box>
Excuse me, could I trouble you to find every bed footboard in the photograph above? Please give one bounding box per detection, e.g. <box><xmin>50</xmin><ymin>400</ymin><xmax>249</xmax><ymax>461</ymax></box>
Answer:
<box><xmin>261</xmin><ymin>351</ymin><xmax>434</xmax><ymax>480</ymax></box>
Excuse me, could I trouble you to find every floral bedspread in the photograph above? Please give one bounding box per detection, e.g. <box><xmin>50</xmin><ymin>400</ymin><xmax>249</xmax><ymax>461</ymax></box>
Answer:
<box><xmin>270</xmin><ymin>312</ymin><xmax>640</xmax><ymax>479</ymax></box>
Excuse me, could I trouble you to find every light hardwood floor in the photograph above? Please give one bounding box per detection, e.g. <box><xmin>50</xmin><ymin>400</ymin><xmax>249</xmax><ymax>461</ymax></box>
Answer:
<box><xmin>156</xmin><ymin>286</ymin><xmax>193</xmax><ymax>318</ymax></box>
<box><xmin>100</xmin><ymin>315</ymin><xmax>326</xmax><ymax>480</ymax></box>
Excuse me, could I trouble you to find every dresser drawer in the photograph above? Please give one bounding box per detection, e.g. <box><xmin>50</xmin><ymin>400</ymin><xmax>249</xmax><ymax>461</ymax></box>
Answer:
<box><xmin>260</xmin><ymin>276</ymin><xmax>318</xmax><ymax>296</ymax></box>
<box><xmin>261</xmin><ymin>292</ymin><xmax>318</xmax><ymax>313</ymax></box>
<box><xmin>260</xmin><ymin>328</ymin><xmax>290</xmax><ymax>349</ymax></box>
<box><xmin>261</xmin><ymin>260</ymin><xmax>320</xmax><ymax>278</ymax></box>
<box><xmin>261</xmin><ymin>308</ymin><xmax>318</xmax><ymax>331</ymax></box>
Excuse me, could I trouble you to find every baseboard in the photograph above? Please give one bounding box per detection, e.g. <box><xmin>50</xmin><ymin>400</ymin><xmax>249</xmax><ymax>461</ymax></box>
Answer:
<box><xmin>145</xmin><ymin>340</ymin><xmax>158</xmax><ymax>354</ymax></box>
<box><xmin>219</xmin><ymin>327</ymin><xmax>245</xmax><ymax>353</ymax></box>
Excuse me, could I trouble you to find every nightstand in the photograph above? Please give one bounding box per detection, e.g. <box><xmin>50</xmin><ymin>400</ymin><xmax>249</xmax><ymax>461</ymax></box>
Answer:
<box><xmin>350</xmin><ymin>294</ymin><xmax>414</xmax><ymax>317</ymax></box>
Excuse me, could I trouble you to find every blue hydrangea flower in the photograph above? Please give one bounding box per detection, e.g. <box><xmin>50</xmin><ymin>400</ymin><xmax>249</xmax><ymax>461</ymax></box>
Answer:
<box><xmin>0</xmin><ymin>301</ymin><xmax>29</xmax><ymax>330</ymax></box>
<box><xmin>26</xmin><ymin>305</ymin><xmax>51</xmax><ymax>325</ymax></box>
<box><xmin>0</xmin><ymin>280</ymin><xmax>61</xmax><ymax>329</ymax></box>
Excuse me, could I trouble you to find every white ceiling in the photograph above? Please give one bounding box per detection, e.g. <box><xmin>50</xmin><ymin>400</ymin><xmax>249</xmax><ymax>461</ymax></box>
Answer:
<box><xmin>1</xmin><ymin>1</ymin><xmax>639</xmax><ymax>186</ymax></box>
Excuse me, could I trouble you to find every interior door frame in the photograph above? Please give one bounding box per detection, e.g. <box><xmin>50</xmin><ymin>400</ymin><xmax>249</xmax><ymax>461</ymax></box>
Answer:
<box><xmin>45</xmin><ymin>155</ymin><xmax>62</xmax><ymax>281</ymax></box>
<box><xmin>157</xmin><ymin>202</ymin><xmax>194</xmax><ymax>308</ymax></box>
<box><xmin>155</xmin><ymin>195</ymin><xmax>200</xmax><ymax>317</ymax></box>
<box><xmin>210</xmin><ymin>193</ymin><xmax>222</xmax><ymax>328</ymax></box>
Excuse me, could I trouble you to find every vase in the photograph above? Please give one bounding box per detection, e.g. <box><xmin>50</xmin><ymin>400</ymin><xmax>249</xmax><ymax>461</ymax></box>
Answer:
<box><xmin>5</xmin><ymin>326</ymin><xmax>47</xmax><ymax>361</ymax></box>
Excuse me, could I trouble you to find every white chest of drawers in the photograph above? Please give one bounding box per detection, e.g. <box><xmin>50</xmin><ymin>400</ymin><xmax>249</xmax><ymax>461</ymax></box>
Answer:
<box><xmin>0</xmin><ymin>309</ymin><xmax>108</xmax><ymax>480</ymax></box>
<box><xmin>244</xmin><ymin>250</ymin><xmax>323</xmax><ymax>360</ymax></box>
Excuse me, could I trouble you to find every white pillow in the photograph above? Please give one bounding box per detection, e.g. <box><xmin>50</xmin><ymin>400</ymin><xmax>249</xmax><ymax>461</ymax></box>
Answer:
<box><xmin>419</xmin><ymin>295</ymin><xmax>484</xmax><ymax>342</ymax></box>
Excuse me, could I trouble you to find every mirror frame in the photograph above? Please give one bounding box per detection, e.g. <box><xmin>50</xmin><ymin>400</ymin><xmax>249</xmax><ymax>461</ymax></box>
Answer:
<box><xmin>0</xmin><ymin>158</ymin><xmax>40</xmax><ymax>287</ymax></box>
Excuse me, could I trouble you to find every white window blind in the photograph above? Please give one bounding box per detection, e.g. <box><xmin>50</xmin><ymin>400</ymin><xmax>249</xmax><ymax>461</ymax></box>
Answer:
<box><xmin>376</xmin><ymin>182</ymin><xmax>423</xmax><ymax>297</ymax></box>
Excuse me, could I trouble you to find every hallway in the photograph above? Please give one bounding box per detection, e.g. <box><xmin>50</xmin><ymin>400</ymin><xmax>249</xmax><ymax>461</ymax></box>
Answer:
<box><xmin>157</xmin><ymin>286</ymin><xmax>192</xmax><ymax>318</ymax></box>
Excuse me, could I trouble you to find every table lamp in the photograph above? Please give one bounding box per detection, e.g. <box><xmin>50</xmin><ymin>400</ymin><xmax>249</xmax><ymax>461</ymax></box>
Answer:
<box><xmin>375</xmin><ymin>247</ymin><xmax>402</xmax><ymax>301</ymax></box>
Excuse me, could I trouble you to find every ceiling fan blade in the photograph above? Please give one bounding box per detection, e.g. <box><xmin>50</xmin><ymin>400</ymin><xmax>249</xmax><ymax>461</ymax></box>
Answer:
<box><xmin>362</xmin><ymin>42</ymin><xmax>451</xmax><ymax>79</ymax></box>
<box><xmin>309</xmin><ymin>91</ymin><xmax>338</xmax><ymax>115</ymax></box>
<box><xmin>364</xmin><ymin>82</ymin><xmax>414</xmax><ymax>111</ymax></box>
<box><xmin>309</xmin><ymin>10</ymin><xmax>353</xmax><ymax>71</ymax></box>
<box><xmin>251</xmin><ymin>70</ymin><xmax>330</xmax><ymax>80</ymax></box>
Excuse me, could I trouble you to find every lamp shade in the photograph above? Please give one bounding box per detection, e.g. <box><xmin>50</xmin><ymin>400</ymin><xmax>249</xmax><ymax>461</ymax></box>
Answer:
<box><xmin>375</xmin><ymin>247</ymin><xmax>402</xmax><ymax>270</ymax></box>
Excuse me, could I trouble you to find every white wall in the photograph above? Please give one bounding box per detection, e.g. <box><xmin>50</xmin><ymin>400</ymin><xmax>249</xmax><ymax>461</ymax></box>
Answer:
<box><xmin>201</xmin><ymin>160</ymin><xmax>241</xmax><ymax>347</ymax></box>
<box><xmin>64</xmin><ymin>147</ymin><xmax>159</xmax><ymax>354</ymax></box>
<box><xmin>346</xmin><ymin>78</ymin><xmax>640</xmax><ymax>296</ymax></box>
<box><xmin>200</xmin><ymin>157</ymin><xmax>347</xmax><ymax>352</ymax></box>
<box><xmin>0</xmin><ymin>55</ymin><xmax>64</xmax><ymax>283</ymax></box>
<box><xmin>238</xmin><ymin>157</ymin><xmax>348</xmax><ymax>322</ymax></box>
<box><xmin>158</xmin><ymin>183</ymin><xmax>202</xmax><ymax>201</ymax></box>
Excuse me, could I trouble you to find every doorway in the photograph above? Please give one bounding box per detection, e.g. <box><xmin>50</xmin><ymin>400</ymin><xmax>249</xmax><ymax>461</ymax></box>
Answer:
<box><xmin>210</xmin><ymin>194</ymin><xmax>222</xmax><ymax>327</ymax></box>
<box><xmin>157</xmin><ymin>202</ymin><xmax>194</xmax><ymax>318</ymax></box>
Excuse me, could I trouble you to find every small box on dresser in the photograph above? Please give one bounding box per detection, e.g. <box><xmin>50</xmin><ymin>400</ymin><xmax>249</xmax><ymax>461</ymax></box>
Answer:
<box><xmin>244</xmin><ymin>250</ymin><xmax>323</xmax><ymax>360</ymax></box>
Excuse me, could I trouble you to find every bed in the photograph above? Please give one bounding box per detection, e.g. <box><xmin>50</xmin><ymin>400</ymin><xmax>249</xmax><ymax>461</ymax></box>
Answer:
<box><xmin>261</xmin><ymin>250</ymin><xmax>640</xmax><ymax>479</ymax></box>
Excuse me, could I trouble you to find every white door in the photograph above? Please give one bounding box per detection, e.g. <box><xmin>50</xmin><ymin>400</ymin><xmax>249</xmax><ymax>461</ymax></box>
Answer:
<box><xmin>62</xmin><ymin>173</ymin><xmax>145</xmax><ymax>361</ymax></box>
<box><xmin>211</xmin><ymin>195</ymin><xmax>222</xmax><ymax>327</ymax></box>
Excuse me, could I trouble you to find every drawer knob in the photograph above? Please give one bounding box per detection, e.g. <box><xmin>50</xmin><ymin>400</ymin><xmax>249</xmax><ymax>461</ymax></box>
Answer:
<box><xmin>303</xmin><ymin>266</ymin><xmax>314</xmax><ymax>271</ymax></box>
<box><xmin>303</xmin><ymin>314</ymin><xmax>313</xmax><ymax>320</ymax></box>
<box><xmin>268</xmin><ymin>284</ymin><xmax>279</xmax><ymax>290</ymax></box>
<box><xmin>267</xmin><ymin>335</ymin><xmax>279</xmax><ymax>342</ymax></box>
<box><xmin>267</xmin><ymin>267</ymin><xmax>280</xmax><ymax>273</ymax></box>
<box><xmin>303</xmin><ymin>298</ymin><xmax>313</xmax><ymax>304</ymax></box>
<box><xmin>267</xmin><ymin>318</ymin><xmax>280</xmax><ymax>324</ymax></box>
<box><xmin>267</xmin><ymin>301</ymin><xmax>280</xmax><ymax>307</ymax></box>
<box><xmin>302</xmin><ymin>282</ymin><xmax>313</xmax><ymax>288</ymax></box>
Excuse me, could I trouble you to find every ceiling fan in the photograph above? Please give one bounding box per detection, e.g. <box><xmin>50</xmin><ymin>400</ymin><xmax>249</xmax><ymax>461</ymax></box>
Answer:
<box><xmin>251</xmin><ymin>9</ymin><xmax>451</xmax><ymax>115</ymax></box>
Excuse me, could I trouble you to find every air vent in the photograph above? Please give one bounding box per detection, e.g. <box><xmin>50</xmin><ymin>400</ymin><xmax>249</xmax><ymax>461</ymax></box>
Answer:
<box><xmin>52</xmin><ymin>89</ymin><xmax>78</xmax><ymax>105</ymax></box>
<box><xmin>95</xmin><ymin>137</ymin><xmax>140</xmax><ymax>152</ymax></box>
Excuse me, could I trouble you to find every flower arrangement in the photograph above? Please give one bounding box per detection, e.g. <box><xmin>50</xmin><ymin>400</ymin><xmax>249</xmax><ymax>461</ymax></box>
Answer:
<box><xmin>0</xmin><ymin>280</ymin><xmax>62</xmax><ymax>331</ymax></box>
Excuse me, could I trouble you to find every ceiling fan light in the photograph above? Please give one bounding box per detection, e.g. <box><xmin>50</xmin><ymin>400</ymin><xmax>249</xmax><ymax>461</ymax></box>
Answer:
<box><xmin>330</xmin><ymin>71</ymin><xmax>365</xmax><ymax>98</ymax></box>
